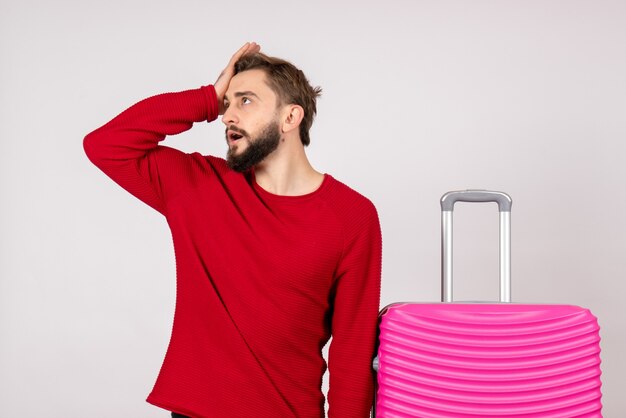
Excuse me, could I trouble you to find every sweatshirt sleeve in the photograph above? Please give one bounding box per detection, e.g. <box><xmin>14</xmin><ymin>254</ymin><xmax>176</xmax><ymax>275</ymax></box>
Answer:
<box><xmin>327</xmin><ymin>200</ymin><xmax>382</xmax><ymax>417</ymax></box>
<box><xmin>83</xmin><ymin>85</ymin><xmax>219</xmax><ymax>214</ymax></box>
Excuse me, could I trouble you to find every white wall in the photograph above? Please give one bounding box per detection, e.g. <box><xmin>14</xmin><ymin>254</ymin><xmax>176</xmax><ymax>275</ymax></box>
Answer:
<box><xmin>1</xmin><ymin>0</ymin><xmax>624</xmax><ymax>415</ymax></box>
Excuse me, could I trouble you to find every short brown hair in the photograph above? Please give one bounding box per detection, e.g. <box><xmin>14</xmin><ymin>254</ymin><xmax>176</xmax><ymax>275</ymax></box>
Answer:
<box><xmin>234</xmin><ymin>53</ymin><xmax>322</xmax><ymax>146</ymax></box>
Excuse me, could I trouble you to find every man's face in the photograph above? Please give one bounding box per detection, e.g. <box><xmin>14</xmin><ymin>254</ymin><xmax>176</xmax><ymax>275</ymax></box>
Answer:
<box><xmin>222</xmin><ymin>69</ymin><xmax>282</xmax><ymax>172</ymax></box>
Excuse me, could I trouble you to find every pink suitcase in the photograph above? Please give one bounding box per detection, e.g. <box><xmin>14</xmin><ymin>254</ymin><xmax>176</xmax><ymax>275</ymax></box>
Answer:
<box><xmin>373</xmin><ymin>190</ymin><xmax>602</xmax><ymax>417</ymax></box>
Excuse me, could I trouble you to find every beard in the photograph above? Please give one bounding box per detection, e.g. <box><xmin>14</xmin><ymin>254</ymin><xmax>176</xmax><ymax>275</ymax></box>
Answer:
<box><xmin>226</xmin><ymin>120</ymin><xmax>282</xmax><ymax>173</ymax></box>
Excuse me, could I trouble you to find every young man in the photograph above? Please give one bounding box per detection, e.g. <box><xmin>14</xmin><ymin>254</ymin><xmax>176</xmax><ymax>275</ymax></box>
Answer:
<box><xmin>84</xmin><ymin>43</ymin><xmax>382</xmax><ymax>418</ymax></box>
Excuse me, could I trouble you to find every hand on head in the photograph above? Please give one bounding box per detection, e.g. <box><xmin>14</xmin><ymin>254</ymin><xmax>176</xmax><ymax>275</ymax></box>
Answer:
<box><xmin>215</xmin><ymin>42</ymin><xmax>261</xmax><ymax>114</ymax></box>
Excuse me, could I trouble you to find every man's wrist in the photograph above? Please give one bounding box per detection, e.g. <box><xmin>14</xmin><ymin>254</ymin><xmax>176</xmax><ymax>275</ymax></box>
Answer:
<box><xmin>202</xmin><ymin>84</ymin><xmax>219</xmax><ymax>122</ymax></box>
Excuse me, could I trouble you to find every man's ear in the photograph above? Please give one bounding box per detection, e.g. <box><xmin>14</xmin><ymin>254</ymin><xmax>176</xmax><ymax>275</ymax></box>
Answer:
<box><xmin>281</xmin><ymin>105</ymin><xmax>304</xmax><ymax>134</ymax></box>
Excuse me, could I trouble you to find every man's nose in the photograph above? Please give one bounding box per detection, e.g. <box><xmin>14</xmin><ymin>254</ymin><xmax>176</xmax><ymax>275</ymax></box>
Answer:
<box><xmin>221</xmin><ymin>106</ymin><xmax>237</xmax><ymax>126</ymax></box>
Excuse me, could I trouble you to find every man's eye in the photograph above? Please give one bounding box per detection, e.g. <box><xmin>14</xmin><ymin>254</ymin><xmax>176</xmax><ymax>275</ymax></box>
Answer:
<box><xmin>223</xmin><ymin>101</ymin><xmax>230</xmax><ymax>109</ymax></box>
<box><xmin>242</xmin><ymin>97</ymin><xmax>251</xmax><ymax>105</ymax></box>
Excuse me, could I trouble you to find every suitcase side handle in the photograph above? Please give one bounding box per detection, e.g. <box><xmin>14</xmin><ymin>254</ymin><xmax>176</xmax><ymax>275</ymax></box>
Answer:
<box><xmin>440</xmin><ymin>190</ymin><xmax>512</xmax><ymax>303</ymax></box>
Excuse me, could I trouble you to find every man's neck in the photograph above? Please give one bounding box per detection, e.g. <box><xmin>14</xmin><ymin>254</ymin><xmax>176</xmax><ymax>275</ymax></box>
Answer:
<box><xmin>253</xmin><ymin>141</ymin><xmax>324</xmax><ymax>196</ymax></box>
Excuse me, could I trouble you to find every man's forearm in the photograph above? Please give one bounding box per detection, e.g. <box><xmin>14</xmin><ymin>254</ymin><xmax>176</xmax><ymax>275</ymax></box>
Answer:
<box><xmin>83</xmin><ymin>85</ymin><xmax>219</xmax><ymax>213</ymax></box>
<box><xmin>84</xmin><ymin>85</ymin><xmax>218</xmax><ymax>166</ymax></box>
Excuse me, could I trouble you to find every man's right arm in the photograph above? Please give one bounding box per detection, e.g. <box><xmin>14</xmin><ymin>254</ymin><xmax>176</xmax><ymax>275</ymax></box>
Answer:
<box><xmin>83</xmin><ymin>86</ymin><xmax>219</xmax><ymax>214</ymax></box>
<box><xmin>83</xmin><ymin>42</ymin><xmax>261</xmax><ymax>214</ymax></box>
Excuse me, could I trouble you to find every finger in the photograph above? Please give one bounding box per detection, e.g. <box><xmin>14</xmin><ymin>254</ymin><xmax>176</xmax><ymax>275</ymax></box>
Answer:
<box><xmin>223</xmin><ymin>43</ymin><xmax>248</xmax><ymax>68</ymax></box>
<box><xmin>237</xmin><ymin>42</ymin><xmax>261</xmax><ymax>59</ymax></box>
<box><xmin>231</xmin><ymin>42</ymin><xmax>257</xmax><ymax>63</ymax></box>
<box><xmin>235</xmin><ymin>42</ymin><xmax>252</xmax><ymax>57</ymax></box>
<box><xmin>221</xmin><ymin>42</ymin><xmax>261</xmax><ymax>83</ymax></box>
<box><xmin>249</xmin><ymin>42</ymin><xmax>261</xmax><ymax>54</ymax></box>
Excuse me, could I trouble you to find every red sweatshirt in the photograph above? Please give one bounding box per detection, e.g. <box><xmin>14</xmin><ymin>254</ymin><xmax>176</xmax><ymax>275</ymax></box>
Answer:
<box><xmin>83</xmin><ymin>85</ymin><xmax>382</xmax><ymax>418</ymax></box>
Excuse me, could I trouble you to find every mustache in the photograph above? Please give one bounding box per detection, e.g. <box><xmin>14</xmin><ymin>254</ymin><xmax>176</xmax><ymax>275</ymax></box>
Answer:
<box><xmin>225</xmin><ymin>125</ymin><xmax>250</xmax><ymax>138</ymax></box>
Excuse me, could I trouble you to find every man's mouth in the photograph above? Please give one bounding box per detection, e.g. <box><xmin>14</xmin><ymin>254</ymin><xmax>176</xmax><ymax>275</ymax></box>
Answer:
<box><xmin>229</xmin><ymin>132</ymin><xmax>242</xmax><ymax>141</ymax></box>
<box><xmin>226</xmin><ymin>127</ymin><xmax>246</xmax><ymax>143</ymax></box>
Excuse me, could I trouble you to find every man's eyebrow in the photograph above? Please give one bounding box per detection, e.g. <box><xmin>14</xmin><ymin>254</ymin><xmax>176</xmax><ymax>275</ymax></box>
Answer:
<box><xmin>225</xmin><ymin>91</ymin><xmax>260</xmax><ymax>102</ymax></box>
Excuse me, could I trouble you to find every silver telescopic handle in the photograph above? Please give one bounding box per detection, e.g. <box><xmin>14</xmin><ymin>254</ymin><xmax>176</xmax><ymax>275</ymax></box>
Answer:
<box><xmin>440</xmin><ymin>190</ymin><xmax>512</xmax><ymax>303</ymax></box>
